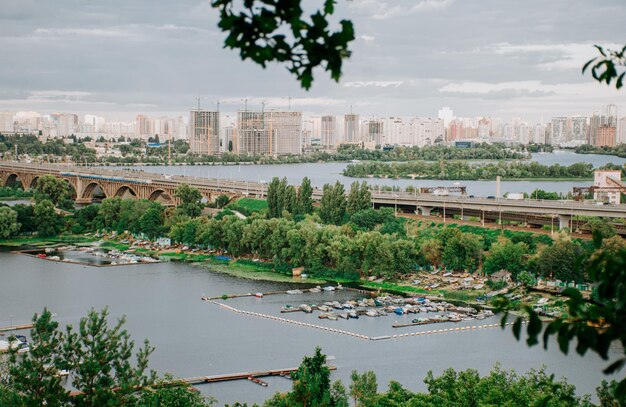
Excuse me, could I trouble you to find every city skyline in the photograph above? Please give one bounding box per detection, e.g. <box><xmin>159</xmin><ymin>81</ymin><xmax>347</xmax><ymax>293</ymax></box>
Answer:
<box><xmin>0</xmin><ymin>0</ymin><xmax>624</xmax><ymax>120</ymax></box>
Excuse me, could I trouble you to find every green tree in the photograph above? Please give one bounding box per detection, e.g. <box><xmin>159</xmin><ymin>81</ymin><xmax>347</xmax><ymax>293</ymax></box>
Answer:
<box><xmin>497</xmin><ymin>233</ymin><xmax>626</xmax><ymax>399</ymax></box>
<box><xmin>297</xmin><ymin>177</ymin><xmax>314</xmax><ymax>215</ymax></box>
<box><xmin>441</xmin><ymin>232</ymin><xmax>483</xmax><ymax>272</ymax></box>
<box><xmin>215</xmin><ymin>194</ymin><xmax>231</xmax><ymax>209</ymax></box>
<box><xmin>585</xmin><ymin>218</ymin><xmax>616</xmax><ymax>240</ymax></box>
<box><xmin>0</xmin><ymin>206</ymin><xmax>20</xmax><ymax>239</ymax></box>
<box><xmin>319</xmin><ymin>182</ymin><xmax>346</xmax><ymax>225</ymax></box>
<box><xmin>135</xmin><ymin>378</ymin><xmax>215</xmax><ymax>406</ymax></box>
<box><xmin>346</xmin><ymin>181</ymin><xmax>371</xmax><ymax>216</ymax></box>
<box><xmin>267</xmin><ymin>177</ymin><xmax>281</xmax><ymax>218</ymax></box>
<box><xmin>483</xmin><ymin>239</ymin><xmax>528</xmax><ymax>277</ymax></box>
<box><xmin>211</xmin><ymin>0</ymin><xmax>355</xmax><ymax>89</ymax></box>
<box><xmin>174</xmin><ymin>184</ymin><xmax>204</xmax><ymax>218</ymax></box>
<box><xmin>349</xmin><ymin>371</ymin><xmax>377</xmax><ymax>407</ymax></box>
<box><xmin>139</xmin><ymin>205</ymin><xmax>165</xmax><ymax>239</ymax></box>
<box><xmin>533</xmin><ymin>233</ymin><xmax>587</xmax><ymax>282</ymax></box>
<box><xmin>63</xmin><ymin>308</ymin><xmax>155</xmax><ymax>406</ymax></box>
<box><xmin>34</xmin><ymin>175</ymin><xmax>70</xmax><ymax>207</ymax></box>
<box><xmin>265</xmin><ymin>347</ymin><xmax>344</xmax><ymax>407</ymax></box>
<box><xmin>583</xmin><ymin>44</ymin><xmax>626</xmax><ymax>89</ymax></box>
<box><xmin>33</xmin><ymin>199</ymin><xmax>62</xmax><ymax>237</ymax></box>
<box><xmin>6</xmin><ymin>309</ymin><xmax>70</xmax><ymax>406</ymax></box>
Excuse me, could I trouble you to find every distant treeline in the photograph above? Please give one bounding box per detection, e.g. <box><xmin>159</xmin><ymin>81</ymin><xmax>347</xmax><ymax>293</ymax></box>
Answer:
<box><xmin>343</xmin><ymin>160</ymin><xmax>625</xmax><ymax>180</ymax></box>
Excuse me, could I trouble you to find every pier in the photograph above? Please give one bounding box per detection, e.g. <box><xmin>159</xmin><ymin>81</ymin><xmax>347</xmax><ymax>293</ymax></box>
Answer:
<box><xmin>181</xmin><ymin>366</ymin><xmax>336</xmax><ymax>386</ymax></box>
<box><xmin>0</xmin><ymin>323</ymin><xmax>33</xmax><ymax>333</ymax></box>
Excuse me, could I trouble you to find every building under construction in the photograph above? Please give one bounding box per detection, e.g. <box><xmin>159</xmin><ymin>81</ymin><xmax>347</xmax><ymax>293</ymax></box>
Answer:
<box><xmin>189</xmin><ymin>110</ymin><xmax>220</xmax><ymax>155</ymax></box>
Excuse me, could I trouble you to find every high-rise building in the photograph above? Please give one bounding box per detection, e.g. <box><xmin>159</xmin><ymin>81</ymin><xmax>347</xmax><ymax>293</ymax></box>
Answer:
<box><xmin>321</xmin><ymin>116</ymin><xmax>337</xmax><ymax>147</ymax></box>
<box><xmin>236</xmin><ymin>111</ymin><xmax>268</xmax><ymax>155</ymax></box>
<box><xmin>595</xmin><ymin>126</ymin><xmax>616</xmax><ymax>147</ymax></box>
<box><xmin>550</xmin><ymin>117</ymin><xmax>568</xmax><ymax>145</ymax></box>
<box><xmin>618</xmin><ymin>117</ymin><xmax>626</xmax><ymax>144</ymax></box>
<box><xmin>570</xmin><ymin>117</ymin><xmax>587</xmax><ymax>144</ymax></box>
<box><xmin>344</xmin><ymin>114</ymin><xmax>360</xmax><ymax>143</ymax></box>
<box><xmin>0</xmin><ymin>112</ymin><xmax>13</xmax><ymax>132</ymax></box>
<box><xmin>268</xmin><ymin>111</ymin><xmax>302</xmax><ymax>155</ymax></box>
<box><xmin>438</xmin><ymin>107</ymin><xmax>454</xmax><ymax>128</ymax></box>
<box><xmin>189</xmin><ymin>110</ymin><xmax>220</xmax><ymax>155</ymax></box>
<box><xmin>135</xmin><ymin>114</ymin><xmax>153</xmax><ymax>139</ymax></box>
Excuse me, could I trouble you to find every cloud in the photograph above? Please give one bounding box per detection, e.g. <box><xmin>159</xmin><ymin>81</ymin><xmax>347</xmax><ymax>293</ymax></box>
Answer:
<box><xmin>488</xmin><ymin>42</ymin><xmax>623</xmax><ymax>71</ymax></box>
<box><xmin>350</xmin><ymin>0</ymin><xmax>454</xmax><ymax>20</ymax></box>
<box><xmin>344</xmin><ymin>81</ymin><xmax>403</xmax><ymax>88</ymax></box>
<box><xmin>439</xmin><ymin>80</ymin><xmax>620</xmax><ymax>100</ymax></box>
<box><xmin>29</xmin><ymin>24</ymin><xmax>210</xmax><ymax>41</ymax></box>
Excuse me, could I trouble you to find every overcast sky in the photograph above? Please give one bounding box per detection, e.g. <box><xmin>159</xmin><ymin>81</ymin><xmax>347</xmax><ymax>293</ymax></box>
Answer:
<box><xmin>1</xmin><ymin>0</ymin><xmax>625</xmax><ymax>121</ymax></box>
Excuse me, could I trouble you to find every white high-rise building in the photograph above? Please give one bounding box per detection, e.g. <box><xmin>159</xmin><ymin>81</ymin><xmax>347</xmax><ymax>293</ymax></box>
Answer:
<box><xmin>0</xmin><ymin>112</ymin><xmax>13</xmax><ymax>132</ymax></box>
<box><xmin>438</xmin><ymin>107</ymin><xmax>454</xmax><ymax>128</ymax></box>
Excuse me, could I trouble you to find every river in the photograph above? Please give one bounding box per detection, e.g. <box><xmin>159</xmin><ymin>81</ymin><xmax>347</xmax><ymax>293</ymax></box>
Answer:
<box><xmin>133</xmin><ymin>151</ymin><xmax>626</xmax><ymax>197</ymax></box>
<box><xmin>0</xmin><ymin>250</ymin><xmax>621</xmax><ymax>405</ymax></box>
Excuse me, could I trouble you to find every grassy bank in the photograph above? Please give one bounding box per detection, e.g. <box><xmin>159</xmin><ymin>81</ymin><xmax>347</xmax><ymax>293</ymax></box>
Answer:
<box><xmin>0</xmin><ymin>234</ymin><xmax>96</xmax><ymax>247</ymax></box>
<box><xmin>200</xmin><ymin>259</ymin><xmax>327</xmax><ymax>284</ymax></box>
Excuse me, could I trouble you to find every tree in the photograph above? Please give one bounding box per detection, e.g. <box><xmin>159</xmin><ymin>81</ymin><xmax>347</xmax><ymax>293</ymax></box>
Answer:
<box><xmin>585</xmin><ymin>218</ymin><xmax>616</xmax><ymax>240</ymax></box>
<box><xmin>441</xmin><ymin>232</ymin><xmax>483</xmax><ymax>272</ymax></box>
<box><xmin>0</xmin><ymin>206</ymin><xmax>20</xmax><ymax>239</ymax></box>
<box><xmin>6</xmin><ymin>309</ymin><xmax>69</xmax><ymax>406</ymax></box>
<box><xmin>33</xmin><ymin>199</ymin><xmax>62</xmax><ymax>237</ymax></box>
<box><xmin>583</xmin><ymin>44</ymin><xmax>626</xmax><ymax>89</ymax></box>
<box><xmin>265</xmin><ymin>347</ymin><xmax>345</xmax><ymax>407</ymax></box>
<box><xmin>533</xmin><ymin>233</ymin><xmax>587</xmax><ymax>282</ymax></box>
<box><xmin>211</xmin><ymin>0</ymin><xmax>355</xmax><ymax>89</ymax></box>
<box><xmin>319</xmin><ymin>182</ymin><xmax>346</xmax><ymax>225</ymax></box>
<box><xmin>346</xmin><ymin>181</ymin><xmax>371</xmax><ymax>216</ymax></box>
<box><xmin>215</xmin><ymin>194</ymin><xmax>231</xmax><ymax>209</ymax></box>
<box><xmin>497</xmin><ymin>233</ymin><xmax>626</xmax><ymax>399</ymax></box>
<box><xmin>297</xmin><ymin>177</ymin><xmax>314</xmax><ymax>215</ymax></box>
<box><xmin>267</xmin><ymin>177</ymin><xmax>281</xmax><ymax>218</ymax></box>
<box><xmin>482</xmin><ymin>239</ymin><xmax>528</xmax><ymax>278</ymax></box>
<box><xmin>139</xmin><ymin>204</ymin><xmax>165</xmax><ymax>239</ymax></box>
<box><xmin>135</xmin><ymin>378</ymin><xmax>215</xmax><ymax>406</ymax></box>
<box><xmin>174</xmin><ymin>184</ymin><xmax>204</xmax><ymax>218</ymax></box>
<box><xmin>349</xmin><ymin>371</ymin><xmax>377</xmax><ymax>407</ymax></box>
<box><xmin>63</xmin><ymin>308</ymin><xmax>155</xmax><ymax>406</ymax></box>
<box><xmin>34</xmin><ymin>175</ymin><xmax>70</xmax><ymax>207</ymax></box>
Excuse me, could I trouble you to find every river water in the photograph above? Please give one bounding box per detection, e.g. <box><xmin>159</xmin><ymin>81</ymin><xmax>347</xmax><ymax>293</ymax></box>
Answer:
<box><xmin>133</xmin><ymin>151</ymin><xmax>626</xmax><ymax>197</ymax></box>
<box><xmin>0</xmin><ymin>250</ymin><xmax>621</xmax><ymax>405</ymax></box>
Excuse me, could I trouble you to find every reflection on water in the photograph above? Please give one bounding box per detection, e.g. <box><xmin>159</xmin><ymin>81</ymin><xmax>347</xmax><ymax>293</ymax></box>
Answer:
<box><xmin>0</xmin><ymin>251</ymin><xmax>620</xmax><ymax>405</ymax></box>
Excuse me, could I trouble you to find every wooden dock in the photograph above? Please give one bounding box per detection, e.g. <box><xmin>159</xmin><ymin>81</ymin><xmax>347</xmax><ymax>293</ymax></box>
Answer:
<box><xmin>0</xmin><ymin>323</ymin><xmax>33</xmax><ymax>333</ymax></box>
<box><xmin>179</xmin><ymin>366</ymin><xmax>337</xmax><ymax>385</ymax></box>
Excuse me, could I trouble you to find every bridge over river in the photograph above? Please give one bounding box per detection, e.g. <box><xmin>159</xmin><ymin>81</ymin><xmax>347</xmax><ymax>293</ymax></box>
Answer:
<box><xmin>2</xmin><ymin>162</ymin><xmax>625</xmax><ymax>230</ymax></box>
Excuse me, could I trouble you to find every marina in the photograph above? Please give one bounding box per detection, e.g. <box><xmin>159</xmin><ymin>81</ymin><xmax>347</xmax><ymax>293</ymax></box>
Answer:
<box><xmin>0</xmin><ymin>244</ymin><xmax>618</xmax><ymax>405</ymax></box>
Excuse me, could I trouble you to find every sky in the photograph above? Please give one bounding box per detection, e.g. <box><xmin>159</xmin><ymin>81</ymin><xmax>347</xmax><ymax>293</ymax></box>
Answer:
<box><xmin>0</xmin><ymin>0</ymin><xmax>625</xmax><ymax>121</ymax></box>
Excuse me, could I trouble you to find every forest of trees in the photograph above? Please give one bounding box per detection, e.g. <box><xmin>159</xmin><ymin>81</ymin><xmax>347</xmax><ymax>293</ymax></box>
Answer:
<box><xmin>342</xmin><ymin>160</ymin><xmax>621</xmax><ymax>180</ymax></box>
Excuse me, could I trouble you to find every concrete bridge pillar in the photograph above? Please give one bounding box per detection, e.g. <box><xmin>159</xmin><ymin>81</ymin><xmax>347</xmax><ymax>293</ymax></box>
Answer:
<box><xmin>558</xmin><ymin>215</ymin><xmax>572</xmax><ymax>230</ymax></box>
<box><xmin>419</xmin><ymin>206</ymin><xmax>433</xmax><ymax>217</ymax></box>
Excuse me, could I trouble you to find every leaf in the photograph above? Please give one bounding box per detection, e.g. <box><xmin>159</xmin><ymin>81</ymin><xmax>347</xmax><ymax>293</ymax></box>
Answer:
<box><xmin>512</xmin><ymin>318</ymin><xmax>522</xmax><ymax>341</ymax></box>
<box><xmin>603</xmin><ymin>358</ymin><xmax>626</xmax><ymax>375</ymax></box>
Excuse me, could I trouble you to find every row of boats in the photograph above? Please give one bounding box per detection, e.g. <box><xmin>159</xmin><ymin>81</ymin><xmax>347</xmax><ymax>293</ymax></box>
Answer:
<box><xmin>279</xmin><ymin>295</ymin><xmax>495</xmax><ymax>325</ymax></box>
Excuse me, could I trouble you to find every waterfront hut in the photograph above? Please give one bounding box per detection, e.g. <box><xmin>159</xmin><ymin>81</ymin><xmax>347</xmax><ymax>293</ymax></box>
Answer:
<box><xmin>490</xmin><ymin>270</ymin><xmax>512</xmax><ymax>284</ymax></box>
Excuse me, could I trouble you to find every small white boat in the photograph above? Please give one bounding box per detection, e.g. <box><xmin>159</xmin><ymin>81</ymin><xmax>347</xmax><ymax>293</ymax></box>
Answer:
<box><xmin>0</xmin><ymin>335</ymin><xmax>30</xmax><ymax>354</ymax></box>
<box><xmin>322</xmin><ymin>286</ymin><xmax>335</xmax><ymax>292</ymax></box>
<box><xmin>366</xmin><ymin>310</ymin><xmax>379</xmax><ymax>317</ymax></box>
